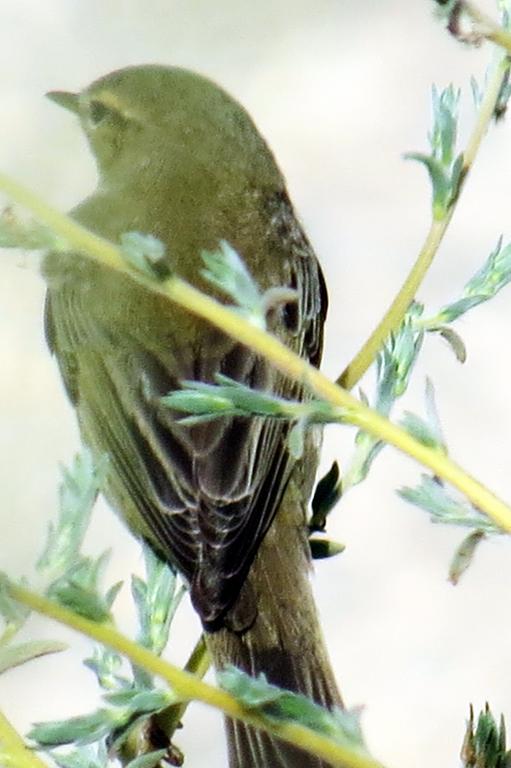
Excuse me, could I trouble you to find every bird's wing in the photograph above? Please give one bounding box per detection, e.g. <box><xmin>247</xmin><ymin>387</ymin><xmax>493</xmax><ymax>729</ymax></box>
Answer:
<box><xmin>44</xmin><ymin>193</ymin><xmax>327</xmax><ymax>629</ymax></box>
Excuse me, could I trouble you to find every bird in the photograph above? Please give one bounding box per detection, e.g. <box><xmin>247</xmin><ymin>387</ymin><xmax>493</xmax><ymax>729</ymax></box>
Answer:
<box><xmin>43</xmin><ymin>64</ymin><xmax>341</xmax><ymax>767</ymax></box>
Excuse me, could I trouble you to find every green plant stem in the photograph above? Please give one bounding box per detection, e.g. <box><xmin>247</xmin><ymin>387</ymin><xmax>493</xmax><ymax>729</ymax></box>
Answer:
<box><xmin>166</xmin><ymin>279</ymin><xmax>511</xmax><ymax>534</ymax></box>
<box><xmin>464</xmin><ymin>2</ymin><xmax>511</xmax><ymax>53</ymax></box>
<box><xmin>1</xmin><ymin>173</ymin><xmax>511</xmax><ymax>532</ymax></box>
<box><xmin>338</xmin><ymin>51</ymin><xmax>510</xmax><ymax>391</ymax></box>
<box><xmin>464</xmin><ymin>53</ymin><xmax>509</xmax><ymax>165</ymax></box>
<box><xmin>4</xmin><ymin>581</ymin><xmax>384</xmax><ymax>768</ymax></box>
<box><xmin>338</xmin><ymin>218</ymin><xmax>445</xmax><ymax>390</ymax></box>
<box><xmin>120</xmin><ymin>634</ymin><xmax>210</xmax><ymax>764</ymax></box>
<box><xmin>0</xmin><ymin>710</ymin><xmax>49</xmax><ymax>768</ymax></box>
<box><xmin>153</xmin><ymin>633</ymin><xmax>210</xmax><ymax>739</ymax></box>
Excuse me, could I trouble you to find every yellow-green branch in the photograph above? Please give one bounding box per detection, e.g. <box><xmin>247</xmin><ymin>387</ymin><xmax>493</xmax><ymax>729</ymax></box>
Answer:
<box><xmin>119</xmin><ymin>633</ymin><xmax>211</xmax><ymax>762</ymax></box>
<box><xmin>463</xmin><ymin>2</ymin><xmax>511</xmax><ymax>54</ymax></box>
<box><xmin>337</xmin><ymin>218</ymin><xmax>445</xmax><ymax>390</ymax></box>
<box><xmin>338</xmin><ymin>51</ymin><xmax>510</xmax><ymax>391</ymax></box>
<box><xmin>0</xmin><ymin>711</ymin><xmax>49</xmax><ymax>768</ymax></box>
<box><xmin>1</xmin><ymin>173</ymin><xmax>511</xmax><ymax>532</ymax></box>
<box><xmin>172</xmin><ymin>277</ymin><xmax>511</xmax><ymax>530</ymax></box>
<box><xmin>153</xmin><ymin>633</ymin><xmax>210</xmax><ymax>740</ymax></box>
<box><xmin>5</xmin><ymin>581</ymin><xmax>385</xmax><ymax>768</ymax></box>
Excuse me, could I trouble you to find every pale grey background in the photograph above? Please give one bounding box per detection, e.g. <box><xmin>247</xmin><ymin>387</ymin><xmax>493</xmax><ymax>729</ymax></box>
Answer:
<box><xmin>1</xmin><ymin>2</ymin><xmax>511</xmax><ymax>767</ymax></box>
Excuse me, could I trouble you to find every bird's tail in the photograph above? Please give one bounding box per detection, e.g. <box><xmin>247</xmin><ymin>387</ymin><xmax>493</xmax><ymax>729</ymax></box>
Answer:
<box><xmin>206</xmin><ymin>482</ymin><xmax>341</xmax><ymax>768</ymax></box>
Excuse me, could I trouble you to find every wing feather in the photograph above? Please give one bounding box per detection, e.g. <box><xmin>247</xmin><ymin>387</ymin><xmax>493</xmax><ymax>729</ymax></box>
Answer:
<box><xmin>44</xmin><ymin>189</ymin><xmax>327</xmax><ymax>628</ymax></box>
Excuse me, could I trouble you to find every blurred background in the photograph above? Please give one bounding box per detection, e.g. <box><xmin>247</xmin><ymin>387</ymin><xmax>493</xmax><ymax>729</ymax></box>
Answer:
<box><xmin>1</xmin><ymin>1</ymin><xmax>511</xmax><ymax>766</ymax></box>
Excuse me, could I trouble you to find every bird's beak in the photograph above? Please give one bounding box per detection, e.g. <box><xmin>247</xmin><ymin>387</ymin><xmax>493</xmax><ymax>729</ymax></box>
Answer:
<box><xmin>45</xmin><ymin>90</ymin><xmax>80</xmax><ymax>115</ymax></box>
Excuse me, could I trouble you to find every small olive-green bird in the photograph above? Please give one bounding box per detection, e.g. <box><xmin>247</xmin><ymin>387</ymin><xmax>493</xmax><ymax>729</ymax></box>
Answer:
<box><xmin>43</xmin><ymin>65</ymin><xmax>341</xmax><ymax>767</ymax></box>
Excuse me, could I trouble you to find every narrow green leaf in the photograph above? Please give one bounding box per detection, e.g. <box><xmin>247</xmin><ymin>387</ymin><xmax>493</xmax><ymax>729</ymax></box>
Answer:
<box><xmin>436</xmin><ymin>326</ymin><xmax>467</xmax><ymax>362</ymax></box>
<box><xmin>201</xmin><ymin>240</ymin><xmax>261</xmax><ymax>311</ymax></box>
<box><xmin>218</xmin><ymin>665</ymin><xmax>367</xmax><ymax>750</ymax></box>
<box><xmin>124</xmin><ymin>750</ymin><xmax>168</xmax><ymax>768</ymax></box>
<box><xmin>37</xmin><ymin>450</ymin><xmax>107</xmax><ymax>580</ymax></box>
<box><xmin>310</xmin><ymin>461</ymin><xmax>341</xmax><ymax>531</ymax></box>
<box><xmin>0</xmin><ymin>574</ymin><xmax>30</xmax><ymax>635</ymax></box>
<box><xmin>404</xmin><ymin>152</ymin><xmax>451</xmax><ymax>217</ymax></box>
<box><xmin>398</xmin><ymin>475</ymin><xmax>502</xmax><ymax>533</ymax></box>
<box><xmin>0</xmin><ymin>207</ymin><xmax>57</xmax><ymax>249</ymax></box>
<box><xmin>309</xmin><ymin>538</ymin><xmax>345</xmax><ymax>560</ymax></box>
<box><xmin>103</xmin><ymin>688</ymin><xmax>171</xmax><ymax>713</ymax></box>
<box><xmin>0</xmin><ymin>639</ymin><xmax>67</xmax><ymax>674</ymax></box>
<box><xmin>449</xmin><ymin>530</ymin><xmax>485</xmax><ymax>585</ymax></box>
<box><xmin>400</xmin><ymin>411</ymin><xmax>443</xmax><ymax>450</ymax></box>
<box><xmin>50</xmin><ymin>746</ymin><xmax>107</xmax><ymax>768</ymax></box>
<box><xmin>120</xmin><ymin>232</ymin><xmax>169</xmax><ymax>280</ymax></box>
<box><xmin>29</xmin><ymin>709</ymin><xmax>118</xmax><ymax>746</ymax></box>
<box><xmin>47</xmin><ymin>582</ymin><xmax>112</xmax><ymax>622</ymax></box>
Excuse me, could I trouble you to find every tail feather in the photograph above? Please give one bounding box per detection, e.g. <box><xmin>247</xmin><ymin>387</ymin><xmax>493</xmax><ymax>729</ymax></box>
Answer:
<box><xmin>206</xmin><ymin>477</ymin><xmax>341</xmax><ymax>768</ymax></box>
<box><xmin>227</xmin><ymin>719</ymin><xmax>330</xmax><ymax>768</ymax></box>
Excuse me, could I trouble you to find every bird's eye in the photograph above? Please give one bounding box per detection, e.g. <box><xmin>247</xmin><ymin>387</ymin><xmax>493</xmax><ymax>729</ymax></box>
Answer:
<box><xmin>88</xmin><ymin>99</ymin><xmax>110</xmax><ymax>127</ymax></box>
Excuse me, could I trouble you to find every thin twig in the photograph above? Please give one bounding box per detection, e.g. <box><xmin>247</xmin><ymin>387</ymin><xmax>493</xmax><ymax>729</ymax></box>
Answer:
<box><xmin>1</xmin><ymin>173</ymin><xmax>511</xmax><ymax>532</ymax></box>
<box><xmin>0</xmin><ymin>710</ymin><xmax>49</xmax><ymax>768</ymax></box>
<box><xmin>463</xmin><ymin>2</ymin><xmax>511</xmax><ymax>54</ymax></box>
<box><xmin>338</xmin><ymin>52</ymin><xmax>510</xmax><ymax>391</ymax></box>
<box><xmin>153</xmin><ymin>633</ymin><xmax>210</xmax><ymax>740</ymax></box>
<box><xmin>5</xmin><ymin>581</ymin><xmax>386</xmax><ymax>768</ymax></box>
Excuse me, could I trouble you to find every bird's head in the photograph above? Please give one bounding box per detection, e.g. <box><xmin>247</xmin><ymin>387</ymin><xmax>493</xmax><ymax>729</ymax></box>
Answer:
<box><xmin>46</xmin><ymin>65</ymin><xmax>281</xmax><ymax>191</ymax></box>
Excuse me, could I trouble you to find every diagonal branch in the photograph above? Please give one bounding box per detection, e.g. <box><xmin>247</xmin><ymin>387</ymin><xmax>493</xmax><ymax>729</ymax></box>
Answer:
<box><xmin>1</xmin><ymin>172</ymin><xmax>511</xmax><ymax>533</ymax></box>
<box><xmin>338</xmin><ymin>51</ymin><xmax>509</xmax><ymax>391</ymax></box>
<box><xmin>4</xmin><ymin>580</ymin><xmax>385</xmax><ymax>768</ymax></box>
